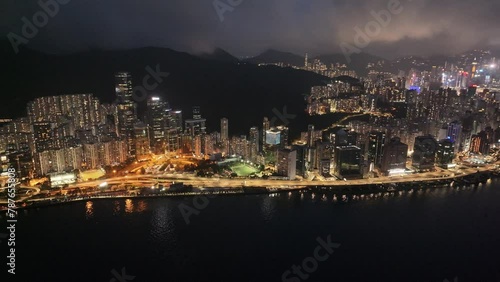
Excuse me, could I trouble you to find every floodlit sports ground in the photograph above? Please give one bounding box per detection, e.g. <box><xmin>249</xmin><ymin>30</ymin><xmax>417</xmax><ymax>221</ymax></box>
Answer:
<box><xmin>229</xmin><ymin>163</ymin><xmax>259</xmax><ymax>177</ymax></box>
<box><xmin>80</xmin><ymin>169</ymin><xmax>106</xmax><ymax>181</ymax></box>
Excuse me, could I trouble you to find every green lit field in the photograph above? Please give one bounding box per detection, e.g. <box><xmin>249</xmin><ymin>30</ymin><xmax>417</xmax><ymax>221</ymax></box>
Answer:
<box><xmin>229</xmin><ymin>163</ymin><xmax>259</xmax><ymax>177</ymax></box>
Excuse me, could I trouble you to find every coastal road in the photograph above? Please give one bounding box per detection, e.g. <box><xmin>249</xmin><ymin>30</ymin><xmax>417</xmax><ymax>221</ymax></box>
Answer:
<box><xmin>65</xmin><ymin>163</ymin><xmax>497</xmax><ymax>190</ymax></box>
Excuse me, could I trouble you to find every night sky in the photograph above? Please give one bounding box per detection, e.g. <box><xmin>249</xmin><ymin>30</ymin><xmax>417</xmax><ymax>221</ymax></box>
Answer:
<box><xmin>2</xmin><ymin>0</ymin><xmax>500</xmax><ymax>58</ymax></box>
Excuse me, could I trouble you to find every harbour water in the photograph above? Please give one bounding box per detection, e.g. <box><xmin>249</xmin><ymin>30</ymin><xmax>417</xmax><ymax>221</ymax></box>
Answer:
<box><xmin>6</xmin><ymin>178</ymin><xmax>500</xmax><ymax>282</ymax></box>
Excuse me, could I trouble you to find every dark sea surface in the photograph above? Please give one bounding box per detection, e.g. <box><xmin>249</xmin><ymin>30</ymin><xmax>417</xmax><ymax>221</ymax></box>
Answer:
<box><xmin>5</xmin><ymin>178</ymin><xmax>500</xmax><ymax>282</ymax></box>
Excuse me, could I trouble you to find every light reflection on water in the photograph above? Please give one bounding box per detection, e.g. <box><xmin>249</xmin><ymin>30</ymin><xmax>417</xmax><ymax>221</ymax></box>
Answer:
<box><xmin>85</xmin><ymin>201</ymin><xmax>93</xmax><ymax>218</ymax></box>
<box><xmin>136</xmin><ymin>200</ymin><xmax>147</xmax><ymax>213</ymax></box>
<box><xmin>125</xmin><ymin>199</ymin><xmax>134</xmax><ymax>213</ymax></box>
<box><xmin>113</xmin><ymin>200</ymin><xmax>121</xmax><ymax>215</ymax></box>
<box><xmin>108</xmin><ymin>199</ymin><xmax>148</xmax><ymax>214</ymax></box>
<box><xmin>150</xmin><ymin>205</ymin><xmax>176</xmax><ymax>243</ymax></box>
<box><xmin>80</xmin><ymin>178</ymin><xmax>498</xmax><ymax>221</ymax></box>
<box><xmin>278</xmin><ymin>178</ymin><xmax>497</xmax><ymax>207</ymax></box>
<box><xmin>19</xmin><ymin>177</ymin><xmax>500</xmax><ymax>282</ymax></box>
<box><xmin>261</xmin><ymin>195</ymin><xmax>276</xmax><ymax>222</ymax></box>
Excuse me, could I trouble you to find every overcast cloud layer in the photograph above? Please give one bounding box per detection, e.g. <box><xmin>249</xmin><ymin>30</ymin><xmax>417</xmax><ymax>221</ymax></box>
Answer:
<box><xmin>2</xmin><ymin>0</ymin><xmax>500</xmax><ymax>58</ymax></box>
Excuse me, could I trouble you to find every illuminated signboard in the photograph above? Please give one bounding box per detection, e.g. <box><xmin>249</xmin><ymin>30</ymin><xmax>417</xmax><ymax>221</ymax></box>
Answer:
<box><xmin>265</xmin><ymin>130</ymin><xmax>281</xmax><ymax>145</ymax></box>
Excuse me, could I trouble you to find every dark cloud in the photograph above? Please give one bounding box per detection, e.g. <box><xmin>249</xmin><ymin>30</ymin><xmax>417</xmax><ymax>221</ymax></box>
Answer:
<box><xmin>2</xmin><ymin>0</ymin><xmax>500</xmax><ymax>58</ymax></box>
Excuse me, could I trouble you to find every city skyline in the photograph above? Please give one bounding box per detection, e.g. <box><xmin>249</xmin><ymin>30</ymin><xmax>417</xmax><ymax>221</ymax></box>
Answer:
<box><xmin>1</xmin><ymin>64</ymin><xmax>499</xmax><ymax>181</ymax></box>
<box><xmin>3</xmin><ymin>2</ymin><xmax>500</xmax><ymax>281</ymax></box>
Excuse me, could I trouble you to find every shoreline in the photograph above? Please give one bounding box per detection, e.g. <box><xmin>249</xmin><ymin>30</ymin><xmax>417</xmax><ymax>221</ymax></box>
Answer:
<box><xmin>2</xmin><ymin>170</ymin><xmax>497</xmax><ymax>211</ymax></box>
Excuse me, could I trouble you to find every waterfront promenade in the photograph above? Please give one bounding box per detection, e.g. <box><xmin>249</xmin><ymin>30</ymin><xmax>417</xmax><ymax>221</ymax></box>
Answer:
<box><xmin>65</xmin><ymin>162</ymin><xmax>498</xmax><ymax>189</ymax></box>
<box><xmin>1</xmin><ymin>161</ymin><xmax>498</xmax><ymax>208</ymax></box>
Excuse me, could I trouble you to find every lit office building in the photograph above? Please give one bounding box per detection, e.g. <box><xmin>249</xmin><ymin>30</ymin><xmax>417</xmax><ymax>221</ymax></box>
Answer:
<box><xmin>115</xmin><ymin>72</ymin><xmax>134</xmax><ymax>103</ymax></box>
<box><xmin>436</xmin><ymin>139</ymin><xmax>455</xmax><ymax>168</ymax></box>
<box><xmin>332</xmin><ymin>146</ymin><xmax>363</xmax><ymax>179</ymax></box>
<box><xmin>307</xmin><ymin>125</ymin><xmax>315</xmax><ymax>147</ymax></box>
<box><xmin>185</xmin><ymin>107</ymin><xmax>206</xmax><ymax>138</ymax></box>
<box><xmin>265</xmin><ymin>128</ymin><xmax>281</xmax><ymax>145</ymax></box>
<box><xmin>380</xmin><ymin>138</ymin><xmax>408</xmax><ymax>176</ymax></box>
<box><xmin>147</xmin><ymin>96</ymin><xmax>169</xmax><ymax>153</ymax></box>
<box><xmin>412</xmin><ymin>135</ymin><xmax>438</xmax><ymax>171</ymax></box>
<box><xmin>316</xmin><ymin>142</ymin><xmax>334</xmax><ymax>176</ymax></box>
<box><xmin>114</xmin><ymin>72</ymin><xmax>137</xmax><ymax>157</ymax></box>
<box><xmin>330</xmin><ymin>128</ymin><xmax>357</xmax><ymax>146</ymax></box>
<box><xmin>292</xmin><ymin>142</ymin><xmax>307</xmax><ymax>177</ymax></box>
<box><xmin>277</xmin><ymin>149</ymin><xmax>297</xmax><ymax>180</ymax></box>
<box><xmin>166</xmin><ymin>110</ymin><xmax>183</xmax><ymax>152</ymax></box>
<box><xmin>249</xmin><ymin>127</ymin><xmax>260</xmax><ymax>161</ymax></box>
<box><xmin>185</xmin><ymin>119</ymin><xmax>206</xmax><ymax>137</ymax></box>
<box><xmin>447</xmin><ymin>121</ymin><xmax>462</xmax><ymax>152</ymax></box>
<box><xmin>277</xmin><ymin>126</ymin><xmax>289</xmax><ymax>148</ymax></box>
<box><xmin>262</xmin><ymin>117</ymin><xmax>270</xmax><ymax>146</ymax></box>
<box><xmin>368</xmin><ymin>131</ymin><xmax>386</xmax><ymax>168</ymax></box>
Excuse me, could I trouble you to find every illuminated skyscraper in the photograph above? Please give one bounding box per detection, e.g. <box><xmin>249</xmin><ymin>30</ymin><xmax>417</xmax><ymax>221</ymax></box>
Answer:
<box><xmin>380</xmin><ymin>138</ymin><xmax>408</xmax><ymax>175</ymax></box>
<box><xmin>412</xmin><ymin>135</ymin><xmax>438</xmax><ymax>171</ymax></box>
<box><xmin>277</xmin><ymin>126</ymin><xmax>289</xmax><ymax>148</ymax></box>
<box><xmin>185</xmin><ymin>106</ymin><xmax>206</xmax><ymax>136</ymax></box>
<box><xmin>436</xmin><ymin>139</ymin><xmax>455</xmax><ymax>168</ymax></box>
<box><xmin>368</xmin><ymin>131</ymin><xmax>386</xmax><ymax>168</ymax></box>
<box><xmin>332</xmin><ymin>146</ymin><xmax>362</xmax><ymax>179</ymax></box>
<box><xmin>114</xmin><ymin>72</ymin><xmax>133</xmax><ymax>103</ymax></box>
<box><xmin>147</xmin><ymin>96</ymin><xmax>169</xmax><ymax>153</ymax></box>
<box><xmin>192</xmin><ymin>106</ymin><xmax>202</xmax><ymax>120</ymax></box>
<box><xmin>166</xmin><ymin>110</ymin><xmax>183</xmax><ymax>152</ymax></box>
<box><xmin>249</xmin><ymin>127</ymin><xmax>259</xmax><ymax>161</ymax></box>
<box><xmin>307</xmin><ymin>125</ymin><xmax>315</xmax><ymax>147</ymax></box>
<box><xmin>265</xmin><ymin>128</ymin><xmax>281</xmax><ymax>145</ymax></box>
<box><xmin>114</xmin><ymin>72</ymin><xmax>137</xmax><ymax>157</ymax></box>
<box><xmin>292</xmin><ymin>142</ymin><xmax>307</xmax><ymax>177</ymax></box>
<box><xmin>447</xmin><ymin>121</ymin><xmax>462</xmax><ymax>152</ymax></box>
<box><xmin>185</xmin><ymin>107</ymin><xmax>206</xmax><ymax>153</ymax></box>
<box><xmin>277</xmin><ymin>149</ymin><xmax>297</xmax><ymax>180</ymax></box>
<box><xmin>262</xmin><ymin>117</ymin><xmax>270</xmax><ymax>146</ymax></box>
<box><xmin>185</xmin><ymin>118</ymin><xmax>206</xmax><ymax>137</ymax></box>
<box><xmin>221</xmin><ymin>118</ymin><xmax>229</xmax><ymax>142</ymax></box>
<box><xmin>316</xmin><ymin>142</ymin><xmax>334</xmax><ymax>177</ymax></box>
